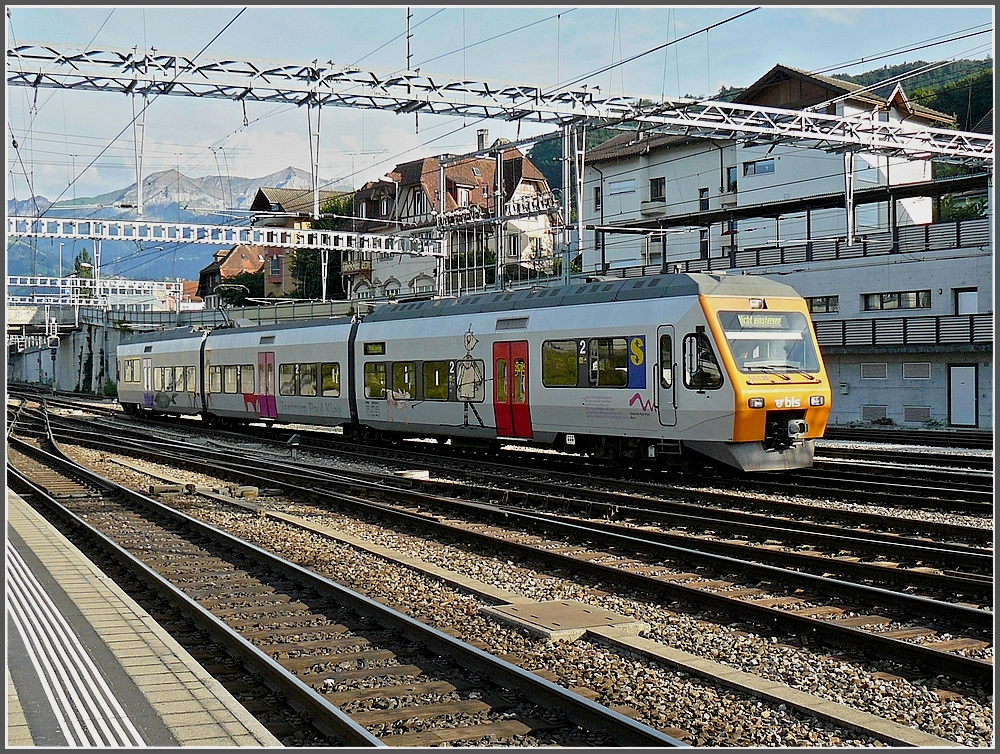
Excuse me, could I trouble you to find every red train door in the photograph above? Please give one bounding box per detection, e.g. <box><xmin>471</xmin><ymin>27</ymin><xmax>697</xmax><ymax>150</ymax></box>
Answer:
<box><xmin>493</xmin><ymin>341</ymin><xmax>532</xmax><ymax>439</ymax></box>
<box><xmin>258</xmin><ymin>352</ymin><xmax>277</xmax><ymax>419</ymax></box>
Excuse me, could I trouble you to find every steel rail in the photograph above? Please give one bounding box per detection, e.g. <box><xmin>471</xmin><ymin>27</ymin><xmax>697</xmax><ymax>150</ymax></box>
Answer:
<box><xmin>10</xmin><ymin>432</ymin><xmax>688</xmax><ymax>748</ymax></box>
<box><xmin>25</xmin><ymin>416</ymin><xmax>993</xmax><ymax>686</ymax></box>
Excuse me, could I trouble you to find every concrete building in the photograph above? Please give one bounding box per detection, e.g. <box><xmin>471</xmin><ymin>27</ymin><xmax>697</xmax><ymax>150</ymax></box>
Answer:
<box><xmin>581</xmin><ymin>63</ymin><xmax>992</xmax><ymax>430</ymax></box>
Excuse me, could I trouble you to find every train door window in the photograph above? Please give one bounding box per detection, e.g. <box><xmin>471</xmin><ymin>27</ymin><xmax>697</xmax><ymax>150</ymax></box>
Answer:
<box><xmin>423</xmin><ymin>361</ymin><xmax>449</xmax><ymax>400</ymax></box>
<box><xmin>393</xmin><ymin>362</ymin><xmax>415</xmax><ymax>398</ymax></box>
<box><xmin>513</xmin><ymin>358</ymin><xmax>526</xmax><ymax>403</ymax></box>
<box><xmin>224</xmin><ymin>365</ymin><xmax>239</xmax><ymax>394</ymax></box>
<box><xmin>659</xmin><ymin>335</ymin><xmax>673</xmax><ymax>388</ymax></box>
<box><xmin>683</xmin><ymin>332</ymin><xmax>724</xmax><ymax>389</ymax></box>
<box><xmin>240</xmin><ymin>365</ymin><xmax>254</xmax><ymax>393</ymax></box>
<box><xmin>209</xmin><ymin>365</ymin><xmax>222</xmax><ymax>393</ymax></box>
<box><xmin>279</xmin><ymin>364</ymin><xmax>297</xmax><ymax>396</ymax></box>
<box><xmin>321</xmin><ymin>363</ymin><xmax>341</xmax><ymax>397</ymax></box>
<box><xmin>163</xmin><ymin>367</ymin><xmax>175</xmax><ymax>392</ymax></box>
<box><xmin>541</xmin><ymin>340</ymin><xmax>578</xmax><ymax>387</ymax></box>
<box><xmin>364</xmin><ymin>363</ymin><xmax>386</xmax><ymax>399</ymax></box>
<box><xmin>299</xmin><ymin>363</ymin><xmax>318</xmax><ymax>396</ymax></box>
<box><xmin>496</xmin><ymin>358</ymin><xmax>509</xmax><ymax>402</ymax></box>
<box><xmin>588</xmin><ymin>338</ymin><xmax>628</xmax><ymax>387</ymax></box>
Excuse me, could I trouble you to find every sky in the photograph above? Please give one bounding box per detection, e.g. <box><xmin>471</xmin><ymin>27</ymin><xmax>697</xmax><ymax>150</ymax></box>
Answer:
<box><xmin>6</xmin><ymin>4</ymin><xmax>995</xmax><ymax>206</ymax></box>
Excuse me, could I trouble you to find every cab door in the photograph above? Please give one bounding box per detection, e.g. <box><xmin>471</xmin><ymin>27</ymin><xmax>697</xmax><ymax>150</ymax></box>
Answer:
<box><xmin>656</xmin><ymin>326</ymin><xmax>676</xmax><ymax>426</ymax></box>
<box><xmin>258</xmin><ymin>352</ymin><xmax>277</xmax><ymax>419</ymax></box>
<box><xmin>493</xmin><ymin>340</ymin><xmax>533</xmax><ymax>439</ymax></box>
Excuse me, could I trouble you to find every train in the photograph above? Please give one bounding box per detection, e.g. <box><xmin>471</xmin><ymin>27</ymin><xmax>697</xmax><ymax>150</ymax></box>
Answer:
<box><xmin>116</xmin><ymin>273</ymin><xmax>831</xmax><ymax>472</ymax></box>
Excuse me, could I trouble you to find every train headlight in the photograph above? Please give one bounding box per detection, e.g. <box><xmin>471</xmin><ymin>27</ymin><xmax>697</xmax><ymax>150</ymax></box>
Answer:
<box><xmin>748</xmin><ymin>397</ymin><xmax>765</xmax><ymax>409</ymax></box>
<box><xmin>809</xmin><ymin>395</ymin><xmax>826</xmax><ymax>406</ymax></box>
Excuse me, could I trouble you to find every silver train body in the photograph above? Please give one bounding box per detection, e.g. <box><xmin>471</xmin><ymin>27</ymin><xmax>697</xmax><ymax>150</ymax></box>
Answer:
<box><xmin>117</xmin><ymin>273</ymin><xmax>832</xmax><ymax>471</ymax></box>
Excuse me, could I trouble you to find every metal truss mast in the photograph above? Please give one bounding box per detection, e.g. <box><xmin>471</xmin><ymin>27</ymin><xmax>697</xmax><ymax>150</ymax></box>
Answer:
<box><xmin>7</xmin><ymin>43</ymin><xmax>993</xmax><ymax>164</ymax></box>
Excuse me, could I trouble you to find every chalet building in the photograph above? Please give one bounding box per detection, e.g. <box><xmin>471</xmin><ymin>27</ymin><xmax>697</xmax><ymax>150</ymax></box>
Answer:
<box><xmin>196</xmin><ymin>244</ymin><xmax>266</xmax><ymax>308</ymax></box>
<box><xmin>343</xmin><ymin>133</ymin><xmax>560</xmax><ymax>300</ymax></box>
<box><xmin>580</xmin><ymin>63</ymin><xmax>992</xmax><ymax>430</ymax></box>
<box><xmin>249</xmin><ymin>186</ymin><xmax>344</xmax><ymax>298</ymax></box>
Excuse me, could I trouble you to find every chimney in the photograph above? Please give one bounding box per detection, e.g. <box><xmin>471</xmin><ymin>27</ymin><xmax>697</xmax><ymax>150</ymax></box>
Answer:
<box><xmin>477</xmin><ymin>129</ymin><xmax>489</xmax><ymax>152</ymax></box>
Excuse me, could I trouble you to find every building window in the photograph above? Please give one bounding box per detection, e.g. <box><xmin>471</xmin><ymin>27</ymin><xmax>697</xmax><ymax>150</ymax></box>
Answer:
<box><xmin>861</xmin><ymin>363</ymin><xmax>888</xmax><ymax>380</ymax></box>
<box><xmin>861</xmin><ymin>405</ymin><xmax>888</xmax><ymax>421</ymax></box>
<box><xmin>458</xmin><ymin>187</ymin><xmax>470</xmax><ymax>207</ymax></box>
<box><xmin>608</xmin><ymin>178</ymin><xmax>636</xmax><ymax>195</ymax></box>
<box><xmin>954</xmin><ymin>288</ymin><xmax>978</xmax><ymax>315</ymax></box>
<box><xmin>698</xmin><ymin>187</ymin><xmax>709</xmax><ymax>212</ymax></box>
<box><xmin>725</xmin><ymin>166</ymin><xmax>738</xmax><ymax>192</ymax></box>
<box><xmin>358</xmin><ymin>201</ymin><xmax>367</xmax><ymax>219</ymax></box>
<box><xmin>903</xmin><ymin>406</ymin><xmax>932</xmax><ymax>423</ymax></box>
<box><xmin>806</xmin><ymin>295</ymin><xmax>839</xmax><ymax>314</ymax></box>
<box><xmin>270</xmin><ymin>256</ymin><xmax>281</xmax><ymax>276</ymax></box>
<box><xmin>594</xmin><ymin>186</ymin><xmax>603</xmax><ymax>211</ymax></box>
<box><xmin>879</xmin><ymin>110</ymin><xmax>890</xmax><ymax>122</ymax></box>
<box><xmin>902</xmin><ymin>362</ymin><xmax>931</xmax><ymax>380</ymax></box>
<box><xmin>649</xmin><ymin>177</ymin><xmax>665</xmax><ymax>202</ymax></box>
<box><xmin>862</xmin><ymin>290</ymin><xmax>931</xmax><ymax>311</ymax></box>
<box><xmin>381</xmin><ymin>199</ymin><xmax>389</xmax><ymax>216</ymax></box>
<box><xmin>699</xmin><ymin>229</ymin><xmax>709</xmax><ymax>259</ymax></box>
<box><xmin>507</xmin><ymin>235</ymin><xmax>519</xmax><ymax>258</ymax></box>
<box><xmin>743</xmin><ymin>159</ymin><xmax>775</xmax><ymax>176</ymax></box>
<box><xmin>472</xmin><ymin>167</ymin><xmax>481</xmax><ymax>177</ymax></box>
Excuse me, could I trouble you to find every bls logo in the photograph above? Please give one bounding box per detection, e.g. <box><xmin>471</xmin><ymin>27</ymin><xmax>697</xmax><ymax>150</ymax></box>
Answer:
<box><xmin>775</xmin><ymin>397</ymin><xmax>802</xmax><ymax>408</ymax></box>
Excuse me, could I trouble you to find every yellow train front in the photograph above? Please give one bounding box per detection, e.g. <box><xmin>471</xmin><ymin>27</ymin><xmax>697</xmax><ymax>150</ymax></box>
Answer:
<box><xmin>685</xmin><ymin>289</ymin><xmax>832</xmax><ymax>472</ymax></box>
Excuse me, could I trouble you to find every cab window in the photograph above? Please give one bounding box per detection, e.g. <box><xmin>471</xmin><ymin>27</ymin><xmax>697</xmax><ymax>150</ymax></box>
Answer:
<box><xmin>683</xmin><ymin>332</ymin><xmax>723</xmax><ymax>389</ymax></box>
<box><xmin>364</xmin><ymin>362</ymin><xmax>386</xmax><ymax>399</ymax></box>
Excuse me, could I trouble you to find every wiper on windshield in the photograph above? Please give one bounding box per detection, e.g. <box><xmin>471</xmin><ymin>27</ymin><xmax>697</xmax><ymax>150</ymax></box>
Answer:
<box><xmin>744</xmin><ymin>364</ymin><xmax>792</xmax><ymax>380</ymax></box>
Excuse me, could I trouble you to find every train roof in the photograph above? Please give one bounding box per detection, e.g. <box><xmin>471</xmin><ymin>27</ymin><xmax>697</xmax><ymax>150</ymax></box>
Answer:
<box><xmin>121</xmin><ymin>316</ymin><xmax>354</xmax><ymax>344</ymax></box>
<box><xmin>365</xmin><ymin>273</ymin><xmax>797</xmax><ymax>323</ymax></box>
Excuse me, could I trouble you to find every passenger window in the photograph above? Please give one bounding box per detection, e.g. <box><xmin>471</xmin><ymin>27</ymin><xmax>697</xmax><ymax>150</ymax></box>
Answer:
<box><xmin>279</xmin><ymin>364</ymin><xmax>297</xmax><ymax>396</ymax></box>
<box><xmin>163</xmin><ymin>367</ymin><xmax>175</xmax><ymax>392</ymax></box>
<box><xmin>496</xmin><ymin>358</ymin><xmax>508</xmax><ymax>402</ymax></box>
<box><xmin>423</xmin><ymin>361</ymin><xmax>449</xmax><ymax>400</ymax></box>
<box><xmin>209</xmin><ymin>366</ymin><xmax>222</xmax><ymax>394</ymax></box>
<box><xmin>186</xmin><ymin>366</ymin><xmax>197</xmax><ymax>392</ymax></box>
<box><xmin>364</xmin><ymin>362</ymin><xmax>386</xmax><ymax>399</ymax></box>
<box><xmin>589</xmin><ymin>338</ymin><xmax>628</xmax><ymax>387</ymax></box>
<box><xmin>224</xmin><ymin>365</ymin><xmax>238</xmax><ymax>394</ymax></box>
<box><xmin>239</xmin><ymin>365</ymin><xmax>254</xmax><ymax>393</ymax></box>
<box><xmin>299</xmin><ymin>363</ymin><xmax>317</xmax><ymax>396</ymax></box>
<box><xmin>321</xmin><ymin>363</ymin><xmax>340</xmax><ymax>397</ymax></box>
<box><xmin>154</xmin><ymin>367</ymin><xmax>164</xmax><ymax>391</ymax></box>
<box><xmin>392</xmin><ymin>361</ymin><xmax>415</xmax><ymax>398</ymax></box>
<box><xmin>660</xmin><ymin>335</ymin><xmax>673</xmax><ymax>388</ymax></box>
<box><xmin>541</xmin><ymin>340</ymin><xmax>578</xmax><ymax>387</ymax></box>
<box><xmin>513</xmin><ymin>358</ymin><xmax>526</xmax><ymax>403</ymax></box>
<box><xmin>174</xmin><ymin>366</ymin><xmax>186</xmax><ymax>392</ymax></box>
<box><xmin>683</xmin><ymin>332</ymin><xmax>724</xmax><ymax>390</ymax></box>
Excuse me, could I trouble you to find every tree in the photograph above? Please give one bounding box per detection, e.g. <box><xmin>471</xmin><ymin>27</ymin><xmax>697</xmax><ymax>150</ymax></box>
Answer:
<box><xmin>216</xmin><ymin>270</ymin><xmax>264</xmax><ymax>306</ymax></box>
<box><xmin>288</xmin><ymin>193</ymin><xmax>354</xmax><ymax>300</ymax></box>
<box><xmin>73</xmin><ymin>248</ymin><xmax>93</xmax><ymax>297</ymax></box>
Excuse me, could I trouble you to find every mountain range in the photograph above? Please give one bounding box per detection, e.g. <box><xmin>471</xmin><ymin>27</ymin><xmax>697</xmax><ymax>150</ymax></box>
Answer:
<box><xmin>7</xmin><ymin>167</ymin><xmax>352</xmax><ymax>281</ymax></box>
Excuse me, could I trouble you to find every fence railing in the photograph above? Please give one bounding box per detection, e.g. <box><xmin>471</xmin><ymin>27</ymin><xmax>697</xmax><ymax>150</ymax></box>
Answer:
<box><xmin>814</xmin><ymin>313</ymin><xmax>993</xmax><ymax>348</ymax></box>
<box><xmin>595</xmin><ymin>216</ymin><xmax>991</xmax><ymax>277</ymax></box>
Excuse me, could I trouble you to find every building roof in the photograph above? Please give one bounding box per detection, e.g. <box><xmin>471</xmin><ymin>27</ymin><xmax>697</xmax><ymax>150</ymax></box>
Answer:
<box><xmin>250</xmin><ymin>187</ymin><xmax>345</xmax><ymax>215</ymax></box>
<box><xmin>734</xmin><ymin>64</ymin><xmax>955</xmax><ymax>125</ymax></box>
<box><xmin>587</xmin><ymin>132</ymin><xmax>703</xmax><ymax>163</ymax></box>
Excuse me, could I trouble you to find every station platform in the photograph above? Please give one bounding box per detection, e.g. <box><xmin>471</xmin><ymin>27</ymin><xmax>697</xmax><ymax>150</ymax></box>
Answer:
<box><xmin>6</xmin><ymin>490</ymin><xmax>281</xmax><ymax>747</ymax></box>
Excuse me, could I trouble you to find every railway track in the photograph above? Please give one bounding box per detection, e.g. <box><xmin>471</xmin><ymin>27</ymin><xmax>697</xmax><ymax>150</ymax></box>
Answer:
<box><xmin>7</xmin><ymin>434</ymin><xmax>683</xmax><ymax>748</ymax></box>
<box><xmin>19</xmin><ymin>405</ymin><xmax>992</xmax><ymax>688</ymax></box>
<box><xmin>823</xmin><ymin>425</ymin><xmax>993</xmax><ymax>450</ymax></box>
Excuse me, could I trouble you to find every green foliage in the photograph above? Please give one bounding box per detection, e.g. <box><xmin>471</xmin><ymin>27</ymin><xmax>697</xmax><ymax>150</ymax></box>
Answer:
<box><xmin>289</xmin><ymin>249</ymin><xmax>345</xmax><ymax>300</ymax></box>
<box><xmin>315</xmin><ymin>193</ymin><xmax>355</xmax><ymax>230</ymax></box>
<box><xmin>102</xmin><ymin>379</ymin><xmax>118</xmax><ymax>398</ymax></box>
<box><xmin>217</xmin><ymin>270</ymin><xmax>264</xmax><ymax>306</ymax></box>
<box><xmin>526</xmin><ymin>127</ymin><xmax>620</xmax><ymax>194</ymax></box>
<box><xmin>72</xmin><ymin>248</ymin><xmax>93</xmax><ymax>277</ymax></box>
<box><xmin>938</xmin><ymin>194</ymin><xmax>989</xmax><ymax>222</ymax></box>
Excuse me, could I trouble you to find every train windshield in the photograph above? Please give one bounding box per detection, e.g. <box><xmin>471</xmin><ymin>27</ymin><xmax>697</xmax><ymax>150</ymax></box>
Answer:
<box><xmin>717</xmin><ymin>311</ymin><xmax>821</xmax><ymax>375</ymax></box>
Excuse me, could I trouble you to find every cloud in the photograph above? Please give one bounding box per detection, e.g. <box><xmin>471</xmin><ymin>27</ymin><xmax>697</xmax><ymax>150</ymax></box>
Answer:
<box><xmin>807</xmin><ymin>8</ymin><xmax>859</xmax><ymax>27</ymax></box>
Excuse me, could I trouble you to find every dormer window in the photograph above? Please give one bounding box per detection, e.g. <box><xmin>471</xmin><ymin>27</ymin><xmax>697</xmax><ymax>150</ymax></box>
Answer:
<box><xmin>472</xmin><ymin>167</ymin><xmax>481</xmax><ymax>177</ymax></box>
